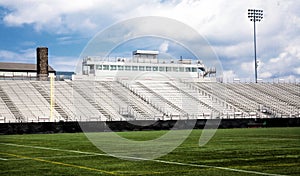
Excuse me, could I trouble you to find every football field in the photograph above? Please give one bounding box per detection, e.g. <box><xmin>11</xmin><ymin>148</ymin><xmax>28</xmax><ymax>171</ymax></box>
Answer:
<box><xmin>0</xmin><ymin>127</ymin><xmax>299</xmax><ymax>176</ymax></box>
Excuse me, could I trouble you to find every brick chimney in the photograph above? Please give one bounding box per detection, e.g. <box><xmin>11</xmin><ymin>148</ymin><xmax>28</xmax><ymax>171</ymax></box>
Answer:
<box><xmin>37</xmin><ymin>47</ymin><xmax>48</xmax><ymax>80</ymax></box>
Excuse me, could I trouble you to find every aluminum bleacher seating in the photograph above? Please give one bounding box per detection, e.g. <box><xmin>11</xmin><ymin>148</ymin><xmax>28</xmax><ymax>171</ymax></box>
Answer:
<box><xmin>0</xmin><ymin>80</ymin><xmax>61</xmax><ymax>122</ymax></box>
<box><xmin>0</xmin><ymin>79</ymin><xmax>299</xmax><ymax>122</ymax></box>
<box><xmin>0</xmin><ymin>95</ymin><xmax>16</xmax><ymax>123</ymax></box>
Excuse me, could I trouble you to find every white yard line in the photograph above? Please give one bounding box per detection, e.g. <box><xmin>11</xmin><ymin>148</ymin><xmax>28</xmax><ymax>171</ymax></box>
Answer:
<box><xmin>0</xmin><ymin>157</ymin><xmax>8</xmax><ymax>160</ymax></box>
<box><xmin>0</xmin><ymin>142</ymin><xmax>109</xmax><ymax>156</ymax></box>
<box><xmin>0</xmin><ymin>143</ymin><xmax>288</xmax><ymax>176</ymax></box>
<box><xmin>6</xmin><ymin>154</ymin><xmax>98</xmax><ymax>161</ymax></box>
<box><xmin>115</xmin><ymin>155</ymin><xmax>288</xmax><ymax>176</ymax></box>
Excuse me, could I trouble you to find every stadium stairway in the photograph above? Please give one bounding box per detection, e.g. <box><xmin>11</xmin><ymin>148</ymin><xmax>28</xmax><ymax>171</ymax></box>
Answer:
<box><xmin>0</xmin><ymin>95</ymin><xmax>15</xmax><ymax>123</ymax></box>
<box><xmin>116</xmin><ymin>80</ymin><xmax>164</xmax><ymax>117</ymax></box>
<box><xmin>30</xmin><ymin>82</ymin><xmax>68</xmax><ymax>121</ymax></box>
<box><xmin>122</xmin><ymin>81</ymin><xmax>181</xmax><ymax>119</ymax></box>
<box><xmin>234</xmin><ymin>83</ymin><xmax>291</xmax><ymax>116</ymax></box>
<box><xmin>74</xmin><ymin>81</ymin><xmax>126</xmax><ymax>121</ymax></box>
<box><xmin>252</xmin><ymin>83</ymin><xmax>300</xmax><ymax>108</ymax></box>
<box><xmin>40</xmin><ymin>81</ymin><xmax>104</xmax><ymax>121</ymax></box>
<box><xmin>98</xmin><ymin>81</ymin><xmax>155</xmax><ymax>120</ymax></box>
<box><xmin>186</xmin><ymin>82</ymin><xmax>251</xmax><ymax>117</ymax></box>
<box><xmin>66</xmin><ymin>81</ymin><xmax>117</xmax><ymax>121</ymax></box>
<box><xmin>136</xmin><ymin>81</ymin><xmax>188</xmax><ymax>117</ymax></box>
<box><xmin>224</xmin><ymin>83</ymin><xmax>263</xmax><ymax>111</ymax></box>
<box><xmin>0</xmin><ymin>85</ymin><xmax>25</xmax><ymax>122</ymax></box>
<box><xmin>167</xmin><ymin>82</ymin><xmax>220</xmax><ymax>114</ymax></box>
<box><xmin>273</xmin><ymin>83</ymin><xmax>300</xmax><ymax>97</ymax></box>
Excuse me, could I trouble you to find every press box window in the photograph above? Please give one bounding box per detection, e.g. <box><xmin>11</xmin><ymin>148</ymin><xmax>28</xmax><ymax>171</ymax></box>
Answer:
<box><xmin>146</xmin><ymin>66</ymin><xmax>151</xmax><ymax>71</ymax></box>
<box><xmin>118</xmin><ymin>65</ymin><xmax>124</xmax><ymax>70</ymax></box>
<box><xmin>103</xmin><ymin>65</ymin><xmax>109</xmax><ymax>70</ymax></box>
<box><xmin>139</xmin><ymin>66</ymin><xmax>145</xmax><ymax>71</ymax></box>
<box><xmin>172</xmin><ymin>67</ymin><xmax>179</xmax><ymax>72</ymax></box>
<box><xmin>185</xmin><ymin>67</ymin><xmax>191</xmax><ymax>72</ymax></box>
<box><xmin>110</xmin><ymin>65</ymin><xmax>117</xmax><ymax>70</ymax></box>
<box><xmin>125</xmin><ymin>66</ymin><xmax>131</xmax><ymax>71</ymax></box>
<box><xmin>192</xmin><ymin>67</ymin><xmax>197</xmax><ymax>72</ymax></box>
<box><xmin>96</xmin><ymin>65</ymin><xmax>102</xmax><ymax>70</ymax></box>
<box><xmin>159</xmin><ymin>67</ymin><xmax>166</xmax><ymax>72</ymax></box>
<box><xmin>152</xmin><ymin>66</ymin><xmax>158</xmax><ymax>71</ymax></box>
<box><xmin>132</xmin><ymin>66</ymin><xmax>138</xmax><ymax>71</ymax></box>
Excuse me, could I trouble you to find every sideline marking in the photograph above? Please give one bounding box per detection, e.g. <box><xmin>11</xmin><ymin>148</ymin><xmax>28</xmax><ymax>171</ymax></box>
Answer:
<box><xmin>0</xmin><ymin>152</ymin><xmax>119</xmax><ymax>175</ymax></box>
<box><xmin>0</xmin><ymin>143</ymin><xmax>287</xmax><ymax>176</ymax></box>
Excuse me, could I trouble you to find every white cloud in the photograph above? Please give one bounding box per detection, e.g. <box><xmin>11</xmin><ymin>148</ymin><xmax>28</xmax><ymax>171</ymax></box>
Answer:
<box><xmin>20</xmin><ymin>41</ymin><xmax>36</xmax><ymax>47</ymax></box>
<box><xmin>50</xmin><ymin>57</ymin><xmax>78</xmax><ymax>71</ymax></box>
<box><xmin>0</xmin><ymin>50</ymin><xmax>19</xmax><ymax>60</ymax></box>
<box><xmin>159</xmin><ymin>41</ymin><xmax>169</xmax><ymax>53</ymax></box>
<box><xmin>259</xmin><ymin>44</ymin><xmax>300</xmax><ymax>78</ymax></box>
<box><xmin>260</xmin><ymin>71</ymin><xmax>272</xmax><ymax>79</ymax></box>
<box><xmin>295</xmin><ymin>67</ymin><xmax>300</xmax><ymax>75</ymax></box>
<box><xmin>0</xmin><ymin>48</ymin><xmax>77</xmax><ymax>71</ymax></box>
<box><xmin>241</xmin><ymin>61</ymin><xmax>254</xmax><ymax>75</ymax></box>
<box><xmin>222</xmin><ymin>70</ymin><xmax>238</xmax><ymax>82</ymax></box>
<box><xmin>0</xmin><ymin>0</ymin><xmax>299</xmax><ymax>78</ymax></box>
<box><xmin>0</xmin><ymin>48</ymin><xmax>35</xmax><ymax>63</ymax></box>
<box><xmin>215</xmin><ymin>42</ymin><xmax>253</xmax><ymax>59</ymax></box>
<box><xmin>1</xmin><ymin>0</ymin><xmax>116</xmax><ymax>34</ymax></box>
<box><xmin>229</xmin><ymin>42</ymin><xmax>300</xmax><ymax>81</ymax></box>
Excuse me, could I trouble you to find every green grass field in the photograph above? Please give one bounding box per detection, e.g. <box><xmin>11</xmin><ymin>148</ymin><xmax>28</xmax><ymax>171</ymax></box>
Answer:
<box><xmin>0</xmin><ymin>127</ymin><xmax>299</xmax><ymax>176</ymax></box>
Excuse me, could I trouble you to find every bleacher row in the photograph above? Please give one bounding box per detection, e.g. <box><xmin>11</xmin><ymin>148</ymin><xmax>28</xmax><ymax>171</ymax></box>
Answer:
<box><xmin>0</xmin><ymin>80</ymin><xmax>299</xmax><ymax>123</ymax></box>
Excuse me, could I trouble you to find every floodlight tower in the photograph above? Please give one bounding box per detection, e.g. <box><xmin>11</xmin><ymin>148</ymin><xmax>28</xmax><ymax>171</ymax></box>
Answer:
<box><xmin>248</xmin><ymin>9</ymin><xmax>263</xmax><ymax>83</ymax></box>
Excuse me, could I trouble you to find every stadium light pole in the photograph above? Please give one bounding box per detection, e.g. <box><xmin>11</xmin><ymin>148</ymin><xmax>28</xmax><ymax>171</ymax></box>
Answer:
<box><xmin>248</xmin><ymin>9</ymin><xmax>263</xmax><ymax>83</ymax></box>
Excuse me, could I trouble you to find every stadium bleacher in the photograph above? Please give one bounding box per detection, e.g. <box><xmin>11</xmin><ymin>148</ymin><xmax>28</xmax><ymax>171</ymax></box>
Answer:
<box><xmin>0</xmin><ymin>79</ymin><xmax>299</xmax><ymax>123</ymax></box>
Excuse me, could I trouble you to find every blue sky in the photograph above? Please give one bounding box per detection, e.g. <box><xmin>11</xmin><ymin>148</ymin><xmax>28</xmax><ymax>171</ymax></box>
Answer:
<box><xmin>0</xmin><ymin>0</ymin><xmax>299</xmax><ymax>82</ymax></box>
